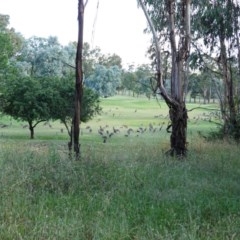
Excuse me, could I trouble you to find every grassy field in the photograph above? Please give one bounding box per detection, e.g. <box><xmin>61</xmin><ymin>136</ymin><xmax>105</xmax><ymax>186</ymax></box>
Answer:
<box><xmin>0</xmin><ymin>95</ymin><xmax>219</xmax><ymax>143</ymax></box>
<box><xmin>0</xmin><ymin>96</ymin><xmax>239</xmax><ymax>239</ymax></box>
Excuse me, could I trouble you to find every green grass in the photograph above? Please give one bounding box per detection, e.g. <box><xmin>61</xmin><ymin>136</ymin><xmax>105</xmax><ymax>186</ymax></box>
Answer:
<box><xmin>1</xmin><ymin>141</ymin><xmax>240</xmax><ymax>239</ymax></box>
<box><xmin>0</xmin><ymin>96</ymin><xmax>239</xmax><ymax>239</ymax></box>
<box><xmin>0</xmin><ymin>95</ymin><xmax>219</xmax><ymax>142</ymax></box>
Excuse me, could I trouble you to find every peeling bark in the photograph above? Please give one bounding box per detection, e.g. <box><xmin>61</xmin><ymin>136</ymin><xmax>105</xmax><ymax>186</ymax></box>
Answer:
<box><xmin>219</xmin><ymin>35</ymin><xmax>237</xmax><ymax>135</ymax></box>
<box><xmin>169</xmin><ymin>103</ymin><xmax>188</xmax><ymax>157</ymax></box>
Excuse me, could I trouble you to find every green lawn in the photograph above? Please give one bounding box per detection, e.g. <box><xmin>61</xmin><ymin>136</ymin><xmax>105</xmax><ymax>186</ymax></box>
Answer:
<box><xmin>0</xmin><ymin>95</ymin><xmax>219</xmax><ymax>143</ymax></box>
<box><xmin>1</xmin><ymin>96</ymin><xmax>239</xmax><ymax>239</ymax></box>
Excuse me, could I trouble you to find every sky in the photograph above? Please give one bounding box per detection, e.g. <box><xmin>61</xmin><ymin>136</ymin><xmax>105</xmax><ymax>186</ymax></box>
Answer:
<box><xmin>0</xmin><ymin>0</ymin><xmax>151</xmax><ymax>67</ymax></box>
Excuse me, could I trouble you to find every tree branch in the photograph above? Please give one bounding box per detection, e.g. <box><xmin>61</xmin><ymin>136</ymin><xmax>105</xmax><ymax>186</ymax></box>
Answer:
<box><xmin>52</xmin><ymin>57</ymin><xmax>75</xmax><ymax>69</ymax></box>
<box><xmin>84</xmin><ymin>0</ymin><xmax>89</xmax><ymax>8</ymax></box>
<box><xmin>62</xmin><ymin>120</ymin><xmax>72</xmax><ymax>137</ymax></box>
<box><xmin>32</xmin><ymin>120</ymin><xmax>47</xmax><ymax>129</ymax></box>
<box><xmin>138</xmin><ymin>0</ymin><xmax>177</xmax><ymax>107</ymax></box>
<box><xmin>192</xmin><ymin>42</ymin><xmax>223</xmax><ymax>77</ymax></box>
<box><xmin>187</xmin><ymin>106</ymin><xmax>221</xmax><ymax>112</ymax></box>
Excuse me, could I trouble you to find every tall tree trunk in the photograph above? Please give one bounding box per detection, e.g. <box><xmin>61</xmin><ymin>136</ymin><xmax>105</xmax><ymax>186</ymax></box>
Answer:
<box><xmin>73</xmin><ymin>0</ymin><xmax>84</xmax><ymax>159</ymax></box>
<box><xmin>233</xmin><ymin>1</ymin><xmax>240</xmax><ymax>99</ymax></box>
<box><xmin>139</xmin><ymin>0</ymin><xmax>191</xmax><ymax>157</ymax></box>
<box><xmin>167</xmin><ymin>0</ymin><xmax>190</xmax><ymax>157</ymax></box>
<box><xmin>169</xmin><ymin>103</ymin><xmax>188</xmax><ymax>156</ymax></box>
<box><xmin>219</xmin><ymin>35</ymin><xmax>237</xmax><ymax>135</ymax></box>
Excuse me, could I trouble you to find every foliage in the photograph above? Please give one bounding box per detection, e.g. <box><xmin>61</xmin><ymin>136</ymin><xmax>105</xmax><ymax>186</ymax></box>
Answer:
<box><xmin>120</xmin><ymin>64</ymin><xmax>155</xmax><ymax>98</ymax></box>
<box><xmin>208</xmin><ymin>113</ymin><xmax>240</xmax><ymax>142</ymax></box>
<box><xmin>0</xmin><ymin>73</ymin><xmax>101</xmax><ymax>139</ymax></box>
<box><xmin>0</xmin><ymin>35</ymin><xmax>62</xmax><ymax>139</ymax></box>
<box><xmin>0</xmin><ymin>32</ymin><xmax>101</xmax><ymax>139</ymax></box>
<box><xmin>191</xmin><ymin>0</ymin><xmax>240</xmax><ymax>140</ymax></box>
<box><xmin>98</xmin><ymin>53</ymin><xmax>122</xmax><ymax>69</ymax></box>
<box><xmin>0</xmin><ymin>76</ymin><xmax>53</xmax><ymax>122</ymax></box>
<box><xmin>192</xmin><ymin>0</ymin><xmax>240</xmax><ymax>47</ymax></box>
<box><xmin>0</xmin><ymin>14</ymin><xmax>23</xmax><ymax>75</ymax></box>
<box><xmin>81</xmin><ymin>42</ymin><xmax>123</xmax><ymax>79</ymax></box>
<box><xmin>51</xmin><ymin>76</ymin><xmax>101</xmax><ymax>136</ymax></box>
<box><xmin>85</xmin><ymin>65</ymin><xmax>122</xmax><ymax>97</ymax></box>
<box><xmin>81</xmin><ymin>88</ymin><xmax>101</xmax><ymax>122</ymax></box>
<box><xmin>16</xmin><ymin>36</ymin><xmax>65</xmax><ymax>78</ymax></box>
<box><xmin>121</xmin><ymin>68</ymin><xmax>138</xmax><ymax>94</ymax></box>
<box><xmin>64</xmin><ymin>42</ymin><xmax>124</xmax><ymax>99</ymax></box>
<box><xmin>0</xmin><ymin>75</ymin><xmax>54</xmax><ymax>138</ymax></box>
<box><xmin>134</xmin><ymin>64</ymin><xmax>154</xmax><ymax>98</ymax></box>
<box><xmin>188</xmin><ymin>71</ymin><xmax>217</xmax><ymax>104</ymax></box>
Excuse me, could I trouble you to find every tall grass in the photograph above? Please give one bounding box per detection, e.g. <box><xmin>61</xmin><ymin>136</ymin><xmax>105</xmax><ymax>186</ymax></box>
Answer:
<box><xmin>0</xmin><ymin>138</ymin><xmax>240</xmax><ymax>239</ymax></box>
<box><xmin>0</xmin><ymin>96</ymin><xmax>239</xmax><ymax>239</ymax></box>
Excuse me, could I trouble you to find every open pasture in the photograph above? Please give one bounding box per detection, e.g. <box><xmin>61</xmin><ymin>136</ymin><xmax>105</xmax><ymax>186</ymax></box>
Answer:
<box><xmin>0</xmin><ymin>95</ymin><xmax>219</xmax><ymax>147</ymax></box>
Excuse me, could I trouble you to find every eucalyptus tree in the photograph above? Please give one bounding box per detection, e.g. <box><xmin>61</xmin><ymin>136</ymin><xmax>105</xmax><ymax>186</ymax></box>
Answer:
<box><xmin>121</xmin><ymin>67</ymin><xmax>138</xmax><ymax>96</ymax></box>
<box><xmin>188</xmin><ymin>71</ymin><xmax>215</xmax><ymax>104</ymax></box>
<box><xmin>82</xmin><ymin>42</ymin><xmax>101</xmax><ymax>78</ymax></box>
<box><xmin>0</xmin><ymin>14</ymin><xmax>23</xmax><ymax>77</ymax></box>
<box><xmin>192</xmin><ymin>0</ymin><xmax>240</xmax><ymax>139</ymax></box>
<box><xmin>98</xmin><ymin>53</ymin><xmax>122</xmax><ymax>69</ymax></box>
<box><xmin>85</xmin><ymin>64</ymin><xmax>122</xmax><ymax>97</ymax></box>
<box><xmin>139</xmin><ymin>0</ymin><xmax>191</xmax><ymax>156</ymax></box>
<box><xmin>0</xmin><ymin>15</ymin><xmax>12</xmax><ymax>72</ymax></box>
<box><xmin>17</xmin><ymin>36</ymin><xmax>64</xmax><ymax>78</ymax></box>
<box><xmin>134</xmin><ymin>64</ymin><xmax>154</xmax><ymax>98</ymax></box>
<box><xmin>82</xmin><ymin>42</ymin><xmax>123</xmax><ymax>78</ymax></box>
<box><xmin>62</xmin><ymin>42</ymin><xmax>103</xmax><ymax>79</ymax></box>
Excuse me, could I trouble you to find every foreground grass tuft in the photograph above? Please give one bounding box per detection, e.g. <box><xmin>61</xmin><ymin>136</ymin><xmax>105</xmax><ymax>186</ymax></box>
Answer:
<box><xmin>0</xmin><ymin>139</ymin><xmax>240</xmax><ymax>239</ymax></box>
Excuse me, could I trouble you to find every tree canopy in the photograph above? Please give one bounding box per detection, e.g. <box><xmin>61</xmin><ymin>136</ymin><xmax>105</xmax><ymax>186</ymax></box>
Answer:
<box><xmin>0</xmin><ymin>33</ymin><xmax>101</xmax><ymax>139</ymax></box>
<box><xmin>191</xmin><ymin>0</ymin><xmax>240</xmax><ymax>139</ymax></box>
<box><xmin>0</xmin><ymin>75</ymin><xmax>53</xmax><ymax>138</ymax></box>
<box><xmin>0</xmin><ymin>14</ymin><xmax>23</xmax><ymax>76</ymax></box>
<box><xmin>139</xmin><ymin>0</ymin><xmax>240</xmax><ymax>143</ymax></box>
<box><xmin>85</xmin><ymin>64</ymin><xmax>122</xmax><ymax>97</ymax></box>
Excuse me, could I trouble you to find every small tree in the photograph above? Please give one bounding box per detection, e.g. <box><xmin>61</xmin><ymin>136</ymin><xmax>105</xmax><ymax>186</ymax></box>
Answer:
<box><xmin>51</xmin><ymin>76</ymin><xmax>101</xmax><ymax>142</ymax></box>
<box><xmin>0</xmin><ymin>74</ymin><xmax>101</xmax><ymax>139</ymax></box>
<box><xmin>0</xmin><ymin>76</ymin><xmax>53</xmax><ymax>139</ymax></box>
<box><xmin>0</xmin><ymin>34</ymin><xmax>71</xmax><ymax>139</ymax></box>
